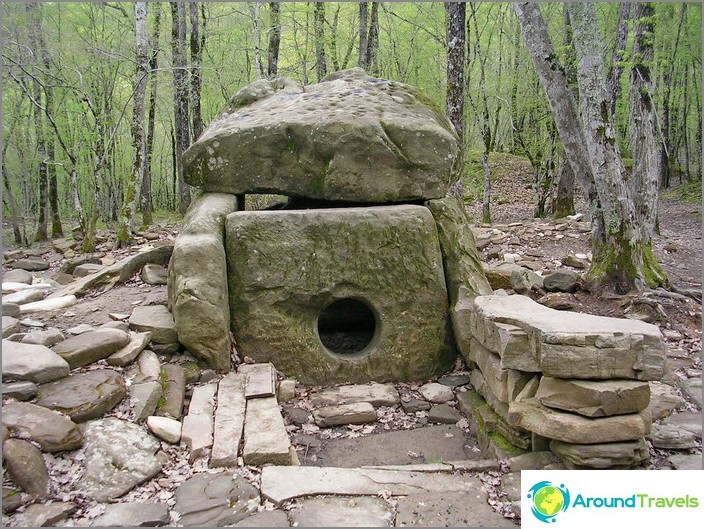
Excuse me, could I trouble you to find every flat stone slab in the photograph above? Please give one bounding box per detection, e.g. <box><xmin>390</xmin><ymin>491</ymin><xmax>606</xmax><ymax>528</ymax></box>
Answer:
<box><xmin>130</xmin><ymin>381</ymin><xmax>163</xmax><ymax>422</ymax></box>
<box><xmin>157</xmin><ymin>364</ymin><xmax>186</xmax><ymax>420</ymax></box>
<box><xmin>395</xmin><ymin>491</ymin><xmax>516</xmax><ymax>527</ymax></box>
<box><xmin>2</xmin><ymin>269</ymin><xmax>33</xmax><ymax>283</ymax></box>
<box><xmin>289</xmin><ymin>496</ymin><xmax>394</xmax><ymax>527</ymax></box>
<box><xmin>3</xmin><ymin>288</ymin><xmax>46</xmax><ymax>305</ymax></box>
<box><xmin>89</xmin><ymin>502</ymin><xmax>170</xmax><ymax>527</ymax></box>
<box><xmin>310</xmin><ymin>383</ymin><xmax>400</xmax><ymax>408</ymax></box>
<box><xmin>462</xmin><ymin>294</ymin><xmax>666</xmax><ymax>380</ymax></box>
<box><xmin>35</xmin><ymin>369</ymin><xmax>126</xmax><ymax>423</ymax></box>
<box><xmin>233</xmin><ymin>510</ymin><xmax>290</xmax><ymax>527</ymax></box>
<box><xmin>243</xmin><ymin>397</ymin><xmax>293</xmax><ymax>466</ymax></box>
<box><xmin>662</xmin><ymin>411</ymin><xmax>702</xmax><ymax>439</ymax></box>
<box><xmin>2</xmin><ymin>401</ymin><xmax>83</xmax><ymax>453</ymax></box>
<box><xmin>11</xmin><ymin>257</ymin><xmax>50</xmax><ymax>271</ymax></box>
<box><xmin>260</xmin><ymin>466</ymin><xmax>485</xmax><ymax>505</ymax></box>
<box><xmin>668</xmin><ymin>454</ymin><xmax>703</xmax><ymax>470</ymax></box>
<box><xmin>183</xmin><ymin>68</ymin><xmax>458</xmax><ymax>203</ymax></box>
<box><xmin>2</xmin><ymin>339</ymin><xmax>70</xmax><ymax>384</ymax></box>
<box><xmin>181</xmin><ymin>383</ymin><xmax>217</xmax><ymax>460</ymax></box>
<box><xmin>240</xmin><ymin>362</ymin><xmax>276</xmax><ymax>398</ymax></box>
<box><xmin>20</xmin><ymin>328</ymin><xmax>65</xmax><ymax>347</ymax></box>
<box><xmin>129</xmin><ymin>305</ymin><xmax>178</xmax><ymax>344</ymax></box>
<box><xmin>536</xmin><ymin>377</ymin><xmax>650</xmax><ymax>417</ymax></box>
<box><xmin>52</xmin><ymin>329</ymin><xmax>131</xmax><ymax>369</ymax></box>
<box><xmin>136</xmin><ymin>350</ymin><xmax>162</xmax><ymax>383</ymax></box>
<box><xmin>428</xmin><ymin>404</ymin><xmax>462</xmax><ymax>424</ymax></box>
<box><xmin>508</xmin><ymin>398</ymin><xmax>651</xmax><ymax>444</ymax></box>
<box><xmin>647</xmin><ymin>424</ymin><xmax>699</xmax><ymax>449</ymax></box>
<box><xmin>678</xmin><ymin>377</ymin><xmax>702</xmax><ymax>408</ymax></box>
<box><xmin>10</xmin><ymin>502</ymin><xmax>76</xmax><ymax>527</ymax></box>
<box><xmin>227</xmin><ymin>205</ymin><xmax>454</xmax><ymax>384</ymax></box>
<box><xmin>212</xmin><ymin>373</ymin><xmax>247</xmax><ymax>468</ymax></box>
<box><xmin>314</xmin><ymin>425</ymin><xmax>481</xmax><ymax>468</ymax></box>
<box><xmin>648</xmin><ymin>381</ymin><xmax>687</xmax><ymax>419</ymax></box>
<box><xmin>80</xmin><ymin>418</ymin><xmax>162</xmax><ymax>502</ymax></box>
<box><xmin>172</xmin><ymin>471</ymin><xmax>259</xmax><ymax>527</ymax></box>
<box><xmin>313</xmin><ymin>402</ymin><xmax>377</xmax><ymax>427</ymax></box>
<box><xmin>2</xmin><ymin>316</ymin><xmax>20</xmax><ymax>338</ymax></box>
<box><xmin>107</xmin><ymin>331</ymin><xmax>152</xmax><ymax>367</ymax></box>
<box><xmin>2</xmin><ymin>381</ymin><xmax>38</xmax><ymax>401</ymax></box>
<box><xmin>549</xmin><ymin>439</ymin><xmax>649</xmax><ymax>469</ymax></box>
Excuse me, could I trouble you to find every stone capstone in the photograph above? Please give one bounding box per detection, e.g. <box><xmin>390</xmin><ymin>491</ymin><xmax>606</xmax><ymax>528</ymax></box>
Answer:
<box><xmin>226</xmin><ymin>205</ymin><xmax>454</xmax><ymax>384</ymax></box>
<box><xmin>79</xmin><ymin>418</ymin><xmax>162</xmax><ymax>502</ymax></box>
<box><xmin>167</xmin><ymin>193</ymin><xmax>238</xmax><ymax>372</ymax></box>
<box><xmin>52</xmin><ymin>329</ymin><xmax>131</xmax><ymax>369</ymax></box>
<box><xmin>172</xmin><ymin>471</ymin><xmax>260</xmax><ymax>527</ymax></box>
<box><xmin>35</xmin><ymin>369</ymin><xmax>126</xmax><ymax>423</ymax></box>
<box><xmin>2</xmin><ymin>340</ymin><xmax>70</xmax><ymax>384</ymax></box>
<box><xmin>183</xmin><ymin>68</ymin><xmax>459</xmax><ymax>203</ymax></box>
<box><xmin>2</xmin><ymin>401</ymin><xmax>83</xmax><ymax>453</ymax></box>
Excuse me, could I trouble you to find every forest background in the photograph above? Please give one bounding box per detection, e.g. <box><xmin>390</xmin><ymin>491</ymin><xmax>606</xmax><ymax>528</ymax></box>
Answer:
<box><xmin>1</xmin><ymin>2</ymin><xmax>701</xmax><ymax>282</ymax></box>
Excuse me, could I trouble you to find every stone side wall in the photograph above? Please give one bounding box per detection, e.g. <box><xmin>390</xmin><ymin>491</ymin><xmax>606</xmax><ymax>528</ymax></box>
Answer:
<box><xmin>452</xmin><ymin>293</ymin><xmax>667</xmax><ymax>468</ymax></box>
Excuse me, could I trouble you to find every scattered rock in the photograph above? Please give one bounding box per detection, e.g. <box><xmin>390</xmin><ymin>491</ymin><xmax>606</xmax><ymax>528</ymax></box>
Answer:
<box><xmin>537</xmin><ymin>292</ymin><xmax>580</xmax><ymax>310</ymax></box>
<box><xmin>136</xmin><ymin>350</ymin><xmax>162</xmax><ymax>383</ymax></box>
<box><xmin>428</xmin><ymin>404</ymin><xmax>462</xmax><ymax>424</ymax></box>
<box><xmin>3</xmin><ymin>288</ymin><xmax>46</xmax><ymax>305</ymax></box>
<box><xmin>678</xmin><ymin>378</ymin><xmax>702</xmax><ymax>408</ymax></box>
<box><xmin>289</xmin><ymin>496</ymin><xmax>394</xmax><ymax>528</ymax></box>
<box><xmin>647</xmin><ymin>424</ymin><xmax>699</xmax><ymax>449</ymax></box>
<box><xmin>3</xmin><ymin>269</ymin><xmax>33</xmax><ymax>283</ymax></box>
<box><xmin>419</xmin><ymin>382</ymin><xmax>454</xmax><ymax>403</ymax></box>
<box><xmin>313</xmin><ymin>402</ymin><xmax>377</xmax><ymax>427</ymax></box>
<box><xmin>73</xmin><ymin>263</ymin><xmax>105</xmax><ymax>278</ymax></box>
<box><xmin>648</xmin><ymin>381</ymin><xmax>686</xmax><ymax>419</ymax></box>
<box><xmin>140</xmin><ymin>264</ymin><xmax>168</xmax><ymax>285</ymax></box>
<box><xmin>561</xmin><ymin>254</ymin><xmax>588</xmax><ymax>269</ymax></box>
<box><xmin>107</xmin><ymin>331</ymin><xmax>152</xmax><ymax>367</ymax></box>
<box><xmin>285</xmin><ymin>407</ymin><xmax>312</xmax><ymax>426</ymax></box>
<box><xmin>146</xmin><ymin>416</ymin><xmax>182</xmax><ymax>444</ymax></box>
<box><xmin>277</xmin><ymin>379</ymin><xmax>297</xmax><ymax>403</ymax></box>
<box><xmin>2</xmin><ymin>381</ymin><xmax>38</xmax><ymax>401</ymax></box>
<box><xmin>662</xmin><ymin>411</ymin><xmax>702</xmax><ymax>439</ymax></box>
<box><xmin>401</xmin><ymin>398</ymin><xmax>431</xmax><ymax>413</ymax></box>
<box><xmin>240</xmin><ymin>362</ymin><xmax>277</xmax><ymax>398</ymax></box>
<box><xmin>20</xmin><ymin>327</ymin><xmax>65</xmax><ymax>347</ymax></box>
<box><xmin>2</xmin><ymin>316</ymin><xmax>21</xmax><ymax>338</ymax></box>
<box><xmin>2</xmin><ymin>487</ymin><xmax>25</xmax><ymax>514</ymax></box>
<box><xmin>129</xmin><ymin>305</ymin><xmax>178</xmax><ymax>344</ymax></box>
<box><xmin>11</xmin><ymin>257</ymin><xmax>49</xmax><ymax>271</ymax></box>
<box><xmin>243</xmin><ymin>397</ymin><xmax>294</xmax><ymax>466</ymax></box>
<box><xmin>66</xmin><ymin>323</ymin><xmax>96</xmax><ymax>335</ymax></box>
<box><xmin>542</xmin><ymin>269</ymin><xmax>581</xmax><ymax>292</ymax></box>
<box><xmin>11</xmin><ymin>502</ymin><xmax>76</xmax><ymax>527</ymax></box>
<box><xmin>2</xmin><ymin>302</ymin><xmax>21</xmax><ymax>318</ymax></box>
<box><xmin>131</xmin><ymin>381</ymin><xmax>163</xmax><ymax>423</ymax></box>
<box><xmin>89</xmin><ymin>502</ymin><xmax>170</xmax><ymax>527</ymax></box>
<box><xmin>2</xmin><ymin>340</ymin><xmax>70</xmax><ymax>384</ymax></box>
<box><xmin>233</xmin><ymin>510</ymin><xmax>290</xmax><ymax>527</ymax></box>
<box><xmin>549</xmin><ymin>438</ymin><xmax>649</xmax><ymax>469</ymax></box>
<box><xmin>2</xmin><ymin>401</ymin><xmax>83</xmax><ymax>453</ymax></box>
<box><xmin>438</xmin><ymin>374</ymin><xmax>470</xmax><ymax>388</ymax></box>
<box><xmin>19</xmin><ymin>294</ymin><xmax>78</xmax><ymax>314</ymax></box>
<box><xmin>157</xmin><ymin>364</ymin><xmax>186</xmax><ymax>420</ymax></box>
<box><xmin>52</xmin><ymin>328</ymin><xmax>131</xmax><ymax>369</ymax></box>
<box><xmin>668</xmin><ymin>454</ymin><xmax>702</xmax><ymax>470</ymax></box>
<box><xmin>2</xmin><ymin>438</ymin><xmax>51</xmax><ymax>496</ymax></box>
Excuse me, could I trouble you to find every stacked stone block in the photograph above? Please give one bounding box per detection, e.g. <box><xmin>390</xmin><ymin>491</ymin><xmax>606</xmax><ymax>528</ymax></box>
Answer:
<box><xmin>453</xmin><ymin>294</ymin><xmax>667</xmax><ymax>468</ymax></box>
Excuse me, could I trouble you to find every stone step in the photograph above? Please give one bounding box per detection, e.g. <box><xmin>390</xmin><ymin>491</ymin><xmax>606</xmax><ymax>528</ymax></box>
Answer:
<box><xmin>243</xmin><ymin>397</ymin><xmax>294</xmax><ymax>466</ymax></box>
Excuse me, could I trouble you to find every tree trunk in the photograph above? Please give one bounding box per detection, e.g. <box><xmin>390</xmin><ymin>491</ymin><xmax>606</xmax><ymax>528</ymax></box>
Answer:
<box><xmin>250</xmin><ymin>2</ymin><xmax>265</xmax><ymax>80</ymax></box>
<box><xmin>552</xmin><ymin>158</ymin><xmax>575</xmax><ymax>218</ymax></box>
<box><xmin>143</xmin><ymin>2</ymin><xmax>161</xmax><ymax>227</ymax></box>
<box><xmin>314</xmin><ymin>2</ymin><xmax>327</xmax><ymax>82</ymax></box>
<box><xmin>358</xmin><ymin>3</ymin><xmax>368</xmax><ymax>69</ymax></box>
<box><xmin>267</xmin><ymin>2</ymin><xmax>281</xmax><ymax>78</ymax></box>
<box><xmin>606</xmin><ymin>3</ymin><xmax>630</xmax><ymax>120</ymax></box>
<box><xmin>366</xmin><ymin>2</ymin><xmax>379</xmax><ymax>76</ymax></box>
<box><xmin>445</xmin><ymin>2</ymin><xmax>465</xmax><ymax>199</ymax></box>
<box><xmin>171</xmin><ymin>1</ymin><xmax>191</xmax><ymax>214</ymax></box>
<box><xmin>190</xmin><ymin>2</ymin><xmax>204</xmax><ymax>141</ymax></box>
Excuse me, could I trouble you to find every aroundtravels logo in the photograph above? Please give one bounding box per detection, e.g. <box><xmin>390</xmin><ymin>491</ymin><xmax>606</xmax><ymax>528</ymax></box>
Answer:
<box><xmin>527</xmin><ymin>481</ymin><xmax>571</xmax><ymax>523</ymax></box>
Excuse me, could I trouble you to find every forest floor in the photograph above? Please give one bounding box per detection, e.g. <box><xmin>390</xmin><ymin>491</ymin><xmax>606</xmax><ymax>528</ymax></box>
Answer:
<box><xmin>1</xmin><ymin>155</ymin><xmax>702</xmax><ymax>526</ymax></box>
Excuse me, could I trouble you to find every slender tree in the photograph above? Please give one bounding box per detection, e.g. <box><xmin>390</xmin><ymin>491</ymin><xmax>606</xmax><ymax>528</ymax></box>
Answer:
<box><xmin>445</xmin><ymin>2</ymin><xmax>465</xmax><ymax>199</ymax></box>
<box><xmin>366</xmin><ymin>1</ymin><xmax>379</xmax><ymax>76</ymax></box>
<box><xmin>190</xmin><ymin>2</ymin><xmax>205</xmax><ymax>141</ymax></box>
<box><xmin>171</xmin><ymin>1</ymin><xmax>191</xmax><ymax>214</ymax></box>
<box><xmin>267</xmin><ymin>2</ymin><xmax>281</xmax><ymax>78</ymax></box>
<box><xmin>143</xmin><ymin>2</ymin><xmax>161</xmax><ymax>227</ymax></box>
<box><xmin>359</xmin><ymin>3</ymin><xmax>369</xmax><ymax>69</ymax></box>
<box><xmin>314</xmin><ymin>2</ymin><xmax>327</xmax><ymax>81</ymax></box>
<box><xmin>607</xmin><ymin>3</ymin><xmax>631</xmax><ymax>121</ymax></box>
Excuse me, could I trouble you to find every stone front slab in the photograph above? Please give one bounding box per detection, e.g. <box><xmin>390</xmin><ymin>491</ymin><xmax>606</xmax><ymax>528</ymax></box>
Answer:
<box><xmin>35</xmin><ymin>369</ymin><xmax>126</xmax><ymax>423</ymax></box>
<box><xmin>549</xmin><ymin>439</ymin><xmax>649</xmax><ymax>469</ymax></box>
<box><xmin>469</xmin><ymin>295</ymin><xmax>666</xmax><ymax>380</ymax></box>
<box><xmin>536</xmin><ymin>377</ymin><xmax>650</xmax><ymax>417</ymax></box>
<box><xmin>211</xmin><ymin>373</ymin><xmax>246</xmax><ymax>468</ymax></box>
<box><xmin>79</xmin><ymin>418</ymin><xmax>162</xmax><ymax>502</ymax></box>
<box><xmin>395</xmin><ymin>491</ymin><xmax>516</xmax><ymax>527</ymax></box>
<box><xmin>52</xmin><ymin>329</ymin><xmax>131</xmax><ymax>369</ymax></box>
<box><xmin>89</xmin><ymin>502</ymin><xmax>170</xmax><ymax>527</ymax></box>
<box><xmin>227</xmin><ymin>205</ymin><xmax>454</xmax><ymax>384</ymax></box>
<box><xmin>128</xmin><ymin>305</ymin><xmax>177</xmax><ymax>344</ymax></box>
<box><xmin>508</xmin><ymin>398</ymin><xmax>652</xmax><ymax>444</ymax></box>
<box><xmin>240</xmin><ymin>363</ymin><xmax>276</xmax><ymax>398</ymax></box>
<box><xmin>172</xmin><ymin>471</ymin><xmax>259</xmax><ymax>527</ymax></box>
<box><xmin>313</xmin><ymin>402</ymin><xmax>377</xmax><ymax>427</ymax></box>
<box><xmin>259</xmin><ymin>466</ymin><xmax>485</xmax><ymax>505</ymax></box>
<box><xmin>288</xmin><ymin>496</ymin><xmax>394</xmax><ymax>527</ymax></box>
<box><xmin>184</xmin><ymin>68</ymin><xmax>458</xmax><ymax>203</ymax></box>
<box><xmin>310</xmin><ymin>383</ymin><xmax>399</xmax><ymax>408</ymax></box>
<box><xmin>2</xmin><ymin>340</ymin><xmax>70</xmax><ymax>384</ymax></box>
<box><xmin>2</xmin><ymin>401</ymin><xmax>83</xmax><ymax>453</ymax></box>
<box><xmin>168</xmin><ymin>193</ymin><xmax>238</xmax><ymax>372</ymax></box>
<box><xmin>243</xmin><ymin>397</ymin><xmax>293</xmax><ymax>466</ymax></box>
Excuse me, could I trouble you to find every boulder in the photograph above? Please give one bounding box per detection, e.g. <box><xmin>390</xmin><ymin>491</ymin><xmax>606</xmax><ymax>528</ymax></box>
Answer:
<box><xmin>52</xmin><ymin>328</ymin><xmax>131</xmax><ymax>369</ymax></box>
<box><xmin>11</xmin><ymin>257</ymin><xmax>49</xmax><ymax>271</ymax></box>
<box><xmin>542</xmin><ymin>269</ymin><xmax>581</xmax><ymax>292</ymax></box>
<box><xmin>2</xmin><ymin>438</ymin><xmax>51</xmax><ymax>496</ymax></box>
<box><xmin>183</xmin><ymin>68</ymin><xmax>459</xmax><ymax>203</ymax></box>
<box><xmin>3</xmin><ymin>269</ymin><xmax>33</xmax><ymax>284</ymax></box>
<box><xmin>2</xmin><ymin>316</ymin><xmax>21</xmax><ymax>338</ymax></box>
<box><xmin>2</xmin><ymin>340</ymin><xmax>70</xmax><ymax>384</ymax></box>
<box><xmin>2</xmin><ymin>401</ymin><xmax>83</xmax><ymax>452</ymax></box>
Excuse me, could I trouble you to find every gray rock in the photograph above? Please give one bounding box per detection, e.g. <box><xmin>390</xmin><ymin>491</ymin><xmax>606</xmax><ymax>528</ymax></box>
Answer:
<box><xmin>2</xmin><ymin>487</ymin><xmax>26</xmax><ymax>514</ymax></box>
<box><xmin>668</xmin><ymin>454</ymin><xmax>702</xmax><ymax>470</ymax></box>
<box><xmin>2</xmin><ymin>302</ymin><xmax>21</xmax><ymax>318</ymax></box>
<box><xmin>428</xmin><ymin>404</ymin><xmax>462</xmax><ymax>424</ymax></box>
<box><xmin>168</xmin><ymin>193</ymin><xmax>237</xmax><ymax>373</ymax></box>
<box><xmin>313</xmin><ymin>402</ymin><xmax>377</xmax><ymax>427</ymax></box>
<box><xmin>172</xmin><ymin>471</ymin><xmax>259</xmax><ymax>527</ymax></box>
<box><xmin>243</xmin><ymin>397</ymin><xmax>293</xmax><ymax>466</ymax></box>
<box><xmin>2</xmin><ymin>316</ymin><xmax>21</xmax><ymax>338</ymax></box>
<box><xmin>2</xmin><ymin>340</ymin><xmax>70</xmax><ymax>384</ymax></box>
<box><xmin>181</xmin><ymin>383</ymin><xmax>217</xmax><ymax>460</ymax></box>
<box><xmin>561</xmin><ymin>254</ymin><xmax>589</xmax><ymax>269</ymax></box>
<box><xmin>510</xmin><ymin>267</ymin><xmax>544</xmax><ymax>294</ymax></box>
<box><xmin>19</xmin><ymin>317</ymin><xmax>46</xmax><ymax>328</ymax></box>
<box><xmin>129</xmin><ymin>305</ymin><xmax>178</xmax><ymax>344</ymax></box>
<box><xmin>259</xmin><ymin>465</ymin><xmax>485</xmax><ymax>505</ymax></box>
<box><xmin>233</xmin><ymin>510</ymin><xmax>290</xmax><ymax>527</ymax></box>
<box><xmin>648</xmin><ymin>381</ymin><xmax>686</xmax><ymax>419</ymax></box>
<box><xmin>289</xmin><ymin>496</ymin><xmax>394</xmax><ymax>527</ymax></box>
<box><xmin>227</xmin><ymin>205</ymin><xmax>454</xmax><ymax>385</ymax></box>
<box><xmin>438</xmin><ymin>374</ymin><xmax>470</xmax><ymax>388</ymax></box>
<box><xmin>89</xmin><ymin>502</ymin><xmax>170</xmax><ymax>527</ymax></box>
<box><xmin>508</xmin><ymin>451</ymin><xmax>562</xmax><ymax>471</ymax></box>
<box><xmin>184</xmin><ymin>68</ymin><xmax>458</xmax><ymax>203</ymax></box>
<box><xmin>285</xmin><ymin>407</ymin><xmax>312</xmax><ymax>427</ymax></box>
<box><xmin>662</xmin><ymin>411</ymin><xmax>702</xmax><ymax>439</ymax></box>
<box><xmin>647</xmin><ymin>424</ymin><xmax>699</xmax><ymax>449</ymax></box>
<box><xmin>212</xmin><ymin>373</ymin><xmax>246</xmax><ymax>468</ymax></box>
<box><xmin>11</xmin><ymin>257</ymin><xmax>49</xmax><ymax>271</ymax></box>
<box><xmin>59</xmin><ymin>255</ymin><xmax>101</xmax><ymax>275</ymax></box>
<box><xmin>395</xmin><ymin>491</ymin><xmax>516</xmax><ymax>527</ymax></box>
<box><xmin>80</xmin><ymin>418</ymin><xmax>162</xmax><ymax>502</ymax></box>
<box><xmin>35</xmin><ymin>369</ymin><xmax>126</xmax><ymax>423</ymax></box>
<box><xmin>20</xmin><ymin>327</ymin><xmax>65</xmax><ymax>347</ymax></box>
<box><xmin>146</xmin><ymin>416</ymin><xmax>181</xmax><ymax>444</ymax></box>
<box><xmin>537</xmin><ymin>292</ymin><xmax>580</xmax><ymax>310</ymax></box>
<box><xmin>130</xmin><ymin>381</ymin><xmax>163</xmax><ymax>422</ymax></box>
<box><xmin>141</xmin><ymin>263</ymin><xmax>168</xmax><ymax>285</ymax></box>
<box><xmin>3</xmin><ymin>269</ymin><xmax>33</xmax><ymax>283</ymax></box>
<box><xmin>508</xmin><ymin>398</ymin><xmax>652</xmax><ymax>444</ymax></box>
<box><xmin>543</xmin><ymin>269</ymin><xmax>581</xmax><ymax>292</ymax></box>
<box><xmin>240</xmin><ymin>362</ymin><xmax>276</xmax><ymax>398</ymax></box>
<box><xmin>73</xmin><ymin>263</ymin><xmax>105</xmax><ymax>278</ymax></box>
<box><xmin>52</xmin><ymin>328</ymin><xmax>131</xmax><ymax>369</ymax></box>
<box><xmin>401</xmin><ymin>398</ymin><xmax>431</xmax><ymax>413</ymax></box>
<box><xmin>549</xmin><ymin>438</ymin><xmax>649</xmax><ymax>469</ymax></box>
<box><xmin>107</xmin><ymin>331</ymin><xmax>152</xmax><ymax>367</ymax></box>
<box><xmin>156</xmin><ymin>364</ymin><xmax>185</xmax><ymax>420</ymax></box>
<box><xmin>277</xmin><ymin>379</ymin><xmax>297</xmax><ymax>403</ymax></box>
<box><xmin>536</xmin><ymin>377</ymin><xmax>650</xmax><ymax>417</ymax></box>
<box><xmin>100</xmin><ymin>320</ymin><xmax>130</xmax><ymax>332</ymax></box>
<box><xmin>3</xmin><ymin>288</ymin><xmax>46</xmax><ymax>305</ymax></box>
<box><xmin>2</xmin><ymin>438</ymin><xmax>51</xmax><ymax>496</ymax></box>
<box><xmin>310</xmin><ymin>383</ymin><xmax>399</xmax><ymax>408</ymax></box>
<box><xmin>136</xmin><ymin>350</ymin><xmax>162</xmax><ymax>382</ymax></box>
<box><xmin>11</xmin><ymin>502</ymin><xmax>76</xmax><ymax>527</ymax></box>
<box><xmin>2</xmin><ymin>401</ymin><xmax>83</xmax><ymax>452</ymax></box>
<box><xmin>2</xmin><ymin>381</ymin><xmax>38</xmax><ymax>401</ymax></box>
<box><xmin>419</xmin><ymin>382</ymin><xmax>454</xmax><ymax>403</ymax></box>
<box><xmin>66</xmin><ymin>323</ymin><xmax>96</xmax><ymax>335</ymax></box>
<box><xmin>678</xmin><ymin>377</ymin><xmax>702</xmax><ymax>408</ymax></box>
<box><xmin>150</xmin><ymin>342</ymin><xmax>180</xmax><ymax>354</ymax></box>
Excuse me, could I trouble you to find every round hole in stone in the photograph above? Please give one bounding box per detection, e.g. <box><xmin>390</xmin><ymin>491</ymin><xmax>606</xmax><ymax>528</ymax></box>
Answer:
<box><xmin>317</xmin><ymin>298</ymin><xmax>377</xmax><ymax>356</ymax></box>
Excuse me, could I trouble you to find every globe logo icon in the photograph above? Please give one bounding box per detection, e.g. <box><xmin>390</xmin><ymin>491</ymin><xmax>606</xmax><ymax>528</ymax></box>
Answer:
<box><xmin>527</xmin><ymin>481</ymin><xmax>570</xmax><ymax>523</ymax></box>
